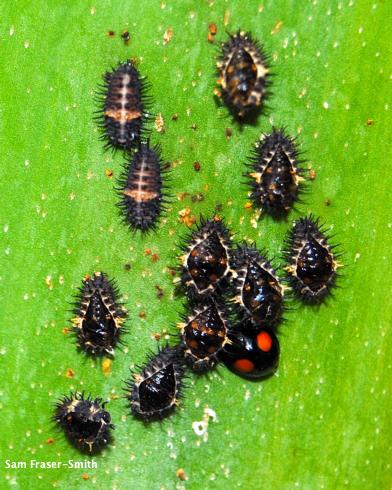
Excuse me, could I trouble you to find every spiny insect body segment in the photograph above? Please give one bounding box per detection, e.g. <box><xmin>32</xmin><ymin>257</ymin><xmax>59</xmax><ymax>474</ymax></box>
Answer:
<box><xmin>125</xmin><ymin>346</ymin><xmax>185</xmax><ymax>421</ymax></box>
<box><xmin>54</xmin><ymin>392</ymin><xmax>114</xmax><ymax>453</ymax></box>
<box><xmin>247</xmin><ymin>128</ymin><xmax>304</xmax><ymax>215</ymax></box>
<box><xmin>217</xmin><ymin>31</ymin><xmax>271</xmax><ymax>119</ymax></box>
<box><xmin>117</xmin><ymin>141</ymin><xmax>168</xmax><ymax>232</ymax></box>
<box><xmin>72</xmin><ymin>272</ymin><xmax>126</xmax><ymax>356</ymax></box>
<box><xmin>179</xmin><ymin>217</ymin><xmax>233</xmax><ymax>298</ymax></box>
<box><xmin>231</xmin><ymin>244</ymin><xmax>285</xmax><ymax>328</ymax></box>
<box><xmin>284</xmin><ymin>216</ymin><xmax>341</xmax><ymax>303</ymax></box>
<box><xmin>220</xmin><ymin>325</ymin><xmax>280</xmax><ymax>380</ymax></box>
<box><xmin>97</xmin><ymin>60</ymin><xmax>149</xmax><ymax>151</ymax></box>
<box><xmin>178</xmin><ymin>298</ymin><xmax>231</xmax><ymax>373</ymax></box>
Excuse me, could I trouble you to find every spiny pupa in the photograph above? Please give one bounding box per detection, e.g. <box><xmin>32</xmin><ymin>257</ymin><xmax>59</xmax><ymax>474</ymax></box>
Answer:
<box><xmin>216</xmin><ymin>31</ymin><xmax>271</xmax><ymax>119</ymax></box>
<box><xmin>178</xmin><ymin>298</ymin><xmax>230</xmax><ymax>372</ymax></box>
<box><xmin>178</xmin><ymin>216</ymin><xmax>233</xmax><ymax>298</ymax></box>
<box><xmin>125</xmin><ymin>346</ymin><xmax>185</xmax><ymax>422</ymax></box>
<box><xmin>72</xmin><ymin>272</ymin><xmax>127</xmax><ymax>355</ymax></box>
<box><xmin>247</xmin><ymin>128</ymin><xmax>305</xmax><ymax>215</ymax></box>
<box><xmin>231</xmin><ymin>243</ymin><xmax>285</xmax><ymax>328</ymax></box>
<box><xmin>283</xmin><ymin>216</ymin><xmax>341</xmax><ymax>303</ymax></box>
<box><xmin>53</xmin><ymin>392</ymin><xmax>114</xmax><ymax>453</ymax></box>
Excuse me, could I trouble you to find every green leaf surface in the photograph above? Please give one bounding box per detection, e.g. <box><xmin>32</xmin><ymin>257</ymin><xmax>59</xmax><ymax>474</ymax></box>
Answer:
<box><xmin>1</xmin><ymin>1</ymin><xmax>391</xmax><ymax>489</ymax></box>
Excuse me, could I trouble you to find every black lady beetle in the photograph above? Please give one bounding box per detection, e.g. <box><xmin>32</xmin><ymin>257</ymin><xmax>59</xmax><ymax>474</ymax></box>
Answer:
<box><xmin>216</xmin><ymin>31</ymin><xmax>271</xmax><ymax>119</ymax></box>
<box><xmin>117</xmin><ymin>141</ymin><xmax>169</xmax><ymax>233</ymax></box>
<box><xmin>219</xmin><ymin>324</ymin><xmax>279</xmax><ymax>380</ymax></box>
<box><xmin>231</xmin><ymin>243</ymin><xmax>285</xmax><ymax>328</ymax></box>
<box><xmin>178</xmin><ymin>298</ymin><xmax>230</xmax><ymax>373</ymax></box>
<box><xmin>284</xmin><ymin>216</ymin><xmax>341</xmax><ymax>303</ymax></box>
<box><xmin>178</xmin><ymin>216</ymin><xmax>233</xmax><ymax>299</ymax></box>
<box><xmin>96</xmin><ymin>60</ymin><xmax>149</xmax><ymax>151</ymax></box>
<box><xmin>125</xmin><ymin>346</ymin><xmax>184</xmax><ymax>422</ymax></box>
<box><xmin>72</xmin><ymin>272</ymin><xmax>127</xmax><ymax>356</ymax></box>
<box><xmin>53</xmin><ymin>392</ymin><xmax>114</xmax><ymax>453</ymax></box>
<box><xmin>247</xmin><ymin>128</ymin><xmax>304</xmax><ymax>215</ymax></box>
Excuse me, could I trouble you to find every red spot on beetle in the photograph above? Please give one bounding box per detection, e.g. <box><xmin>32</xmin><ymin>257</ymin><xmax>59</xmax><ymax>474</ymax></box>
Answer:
<box><xmin>257</xmin><ymin>331</ymin><xmax>272</xmax><ymax>352</ymax></box>
<box><xmin>234</xmin><ymin>358</ymin><xmax>255</xmax><ymax>373</ymax></box>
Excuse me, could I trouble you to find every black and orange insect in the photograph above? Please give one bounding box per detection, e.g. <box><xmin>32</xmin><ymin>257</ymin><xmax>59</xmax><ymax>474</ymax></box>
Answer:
<box><xmin>284</xmin><ymin>216</ymin><xmax>341</xmax><ymax>303</ymax></box>
<box><xmin>53</xmin><ymin>392</ymin><xmax>114</xmax><ymax>453</ymax></box>
<box><xmin>216</xmin><ymin>31</ymin><xmax>271</xmax><ymax>119</ymax></box>
<box><xmin>178</xmin><ymin>298</ymin><xmax>230</xmax><ymax>372</ymax></box>
<box><xmin>72</xmin><ymin>272</ymin><xmax>127</xmax><ymax>355</ymax></box>
<box><xmin>117</xmin><ymin>141</ymin><xmax>169</xmax><ymax>232</ymax></box>
<box><xmin>125</xmin><ymin>346</ymin><xmax>184</xmax><ymax>422</ymax></box>
<box><xmin>96</xmin><ymin>60</ymin><xmax>149</xmax><ymax>151</ymax></box>
<box><xmin>219</xmin><ymin>325</ymin><xmax>279</xmax><ymax>380</ymax></box>
<box><xmin>178</xmin><ymin>216</ymin><xmax>233</xmax><ymax>298</ymax></box>
<box><xmin>247</xmin><ymin>128</ymin><xmax>305</xmax><ymax>215</ymax></box>
<box><xmin>231</xmin><ymin>243</ymin><xmax>285</xmax><ymax>328</ymax></box>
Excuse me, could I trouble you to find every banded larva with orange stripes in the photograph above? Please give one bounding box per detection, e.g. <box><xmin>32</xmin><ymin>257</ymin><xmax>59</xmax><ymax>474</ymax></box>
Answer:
<box><xmin>96</xmin><ymin>60</ymin><xmax>150</xmax><ymax>151</ymax></box>
<box><xmin>117</xmin><ymin>141</ymin><xmax>169</xmax><ymax>232</ymax></box>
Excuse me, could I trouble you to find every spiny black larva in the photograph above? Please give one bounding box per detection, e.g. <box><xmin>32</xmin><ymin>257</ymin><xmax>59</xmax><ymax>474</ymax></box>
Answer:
<box><xmin>72</xmin><ymin>272</ymin><xmax>127</xmax><ymax>356</ymax></box>
<box><xmin>230</xmin><ymin>243</ymin><xmax>286</xmax><ymax>329</ymax></box>
<box><xmin>95</xmin><ymin>60</ymin><xmax>150</xmax><ymax>151</ymax></box>
<box><xmin>117</xmin><ymin>141</ymin><xmax>169</xmax><ymax>233</ymax></box>
<box><xmin>53</xmin><ymin>392</ymin><xmax>114</xmax><ymax>453</ymax></box>
<box><xmin>178</xmin><ymin>216</ymin><xmax>233</xmax><ymax>299</ymax></box>
<box><xmin>178</xmin><ymin>298</ymin><xmax>231</xmax><ymax>373</ymax></box>
<box><xmin>216</xmin><ymin>31</ymin><xmax>271</xmax><ymax>119</ymax></box>
<box><xmin>283</xmin><ymin>216</ymin><xmax>342</xmax><ymax>303</ymax></box>
<box><xmin>246</xmin><ymin>128</ymin><xmax>305</xmax><ymax>215</ymax></box>
<box><xmin>125</xmin><ymin>346</ymin><xmax>185</xmax><ymax>422</ymax></box>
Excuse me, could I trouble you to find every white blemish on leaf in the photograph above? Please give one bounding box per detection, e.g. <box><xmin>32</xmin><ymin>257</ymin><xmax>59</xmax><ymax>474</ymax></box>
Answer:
<box><xmin>45</xmin><ymin>275</ymin><xmax>53</xmax><ymax>290</ymax></box>
<box><xmin>204</xmin><ymin>407</ymin><xmax>217</xmax><ymax>421</ymax></box>
<box><xmin>192</xmin><ymin>406</ymin><xmax>218</xmax><ymax>442</ymax></box>
<box><xmin>192</xmin><ymin>420</ymin><xmax>207</xmax><ymax>437</ymax></box>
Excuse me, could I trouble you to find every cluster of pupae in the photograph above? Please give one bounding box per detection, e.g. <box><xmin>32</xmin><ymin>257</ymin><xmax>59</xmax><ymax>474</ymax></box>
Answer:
<box><xmin>53</xmin><ymin>30</ymin><xmax>342</xmax><ymax>453</ymax></box>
